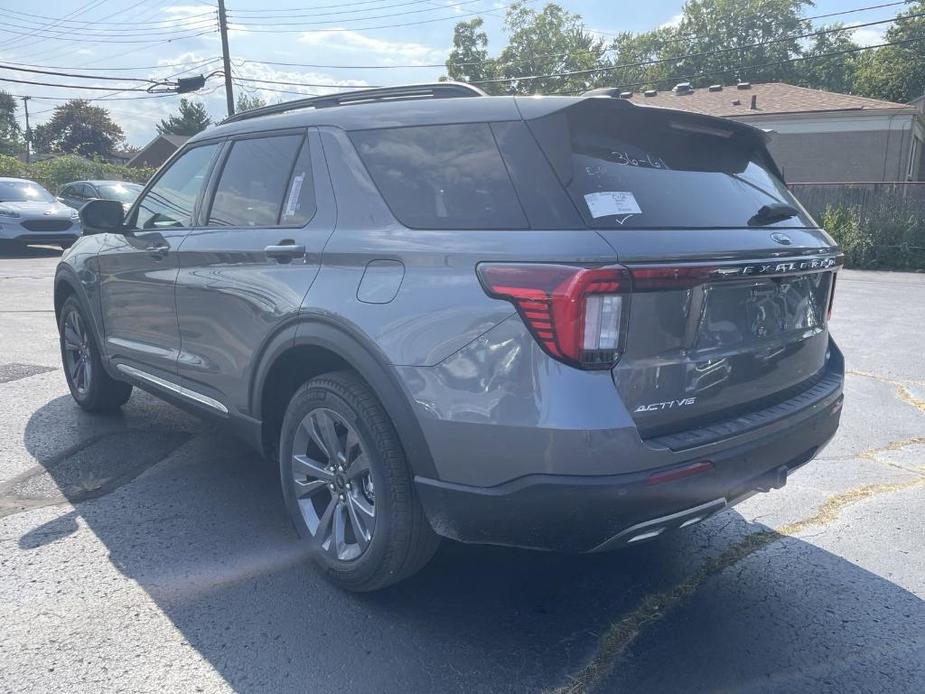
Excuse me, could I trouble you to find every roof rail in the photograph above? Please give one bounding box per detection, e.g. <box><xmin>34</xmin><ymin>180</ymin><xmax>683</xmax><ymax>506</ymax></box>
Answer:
<box><xmin>220</xmin><ymin>82</ymin><xmax>487</xmax><ymax>125</ymax></box>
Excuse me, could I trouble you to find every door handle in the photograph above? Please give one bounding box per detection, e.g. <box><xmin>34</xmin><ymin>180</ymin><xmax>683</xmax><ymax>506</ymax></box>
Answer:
<box><xmin>145</xmin><ymin>242</ymin><xmax>170</xmax><ymax>256</ymax></box>
<box><xmin>265</xmin><ymin>242</ymin><xmax>305</xmax><ymax>263</ymax></box>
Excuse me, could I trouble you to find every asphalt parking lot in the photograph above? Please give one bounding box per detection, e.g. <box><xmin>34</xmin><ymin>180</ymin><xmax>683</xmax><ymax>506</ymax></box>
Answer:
<box><xmin>0</xmin><ymin>245</ymin><xmax>923</xmax><ymax>694</ymax></box>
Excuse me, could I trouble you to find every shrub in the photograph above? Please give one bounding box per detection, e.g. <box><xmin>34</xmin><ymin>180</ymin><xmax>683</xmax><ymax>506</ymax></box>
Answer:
<box><xmin>0</xmin><ymin>153</ymin><xmax>155</xmax><ymax>193</ymax></box>
<box><xmin>822</xmin><ymin>203</ymin><xmax>925</xmax><ymax>271</ymax></box>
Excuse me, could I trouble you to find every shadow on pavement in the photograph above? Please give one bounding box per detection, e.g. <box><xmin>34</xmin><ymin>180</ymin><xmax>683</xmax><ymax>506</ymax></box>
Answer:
<box><xmin>19</xmin><ymin>394</ymin><xmax>925</xmax><ymax>693</ymax></box>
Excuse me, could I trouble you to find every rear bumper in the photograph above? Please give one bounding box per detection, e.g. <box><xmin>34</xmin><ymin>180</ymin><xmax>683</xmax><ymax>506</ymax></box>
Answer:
<box><xmin>415</xmin><ymin>383</ymin><xmax>842</xmax><ymax>552</ymax></box>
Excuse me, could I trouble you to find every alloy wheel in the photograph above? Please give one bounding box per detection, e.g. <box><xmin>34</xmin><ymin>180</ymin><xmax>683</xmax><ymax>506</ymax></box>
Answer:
<box><xmin>62</xmin><ymin>309</ymin><xmax>92</xmax><ymax>395</ymax></box>
<box><xmin>291</xmin><ymin>408</ymin><xmax>376</xmax><ymax>561</ymax></box>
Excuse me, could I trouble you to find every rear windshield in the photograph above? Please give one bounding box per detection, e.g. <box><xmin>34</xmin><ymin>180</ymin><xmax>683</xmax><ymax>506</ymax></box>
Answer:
<box><xmin>97</xmin><ymin>182</ymin><xmax>142</xmax><ymax>202</ymax></box>
<box><xmin>529</xmin><ymin>101</ymin><xmax>814</xmax><ymax>229</ymax></box>
<box><xmin>350</xmin><ymin>124</ymin><xmax>527</xmax><ymax>230</ymax></box>
<box><xmin>0</xmin><ymin>180</ymin><xmax>55</xmax><ymax>203</ymax></box>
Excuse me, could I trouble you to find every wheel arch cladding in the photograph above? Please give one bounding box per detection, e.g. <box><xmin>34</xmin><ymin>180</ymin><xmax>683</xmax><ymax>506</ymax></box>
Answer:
<box><xmin>254</xmin><ymin>319</ymin><xmax>439</xmax><ymax>480</ymax></box>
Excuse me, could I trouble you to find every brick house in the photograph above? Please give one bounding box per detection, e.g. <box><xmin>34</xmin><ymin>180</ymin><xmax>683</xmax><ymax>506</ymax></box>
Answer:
<box><xmin>621</xmin><ymin>82</ymin><xmax>925</xmax><ymax>183</ymax></box>
<box><xmin>127</xmin><ymin>133</ymin><xmax>190</xmax><ymax>169</ymax></box>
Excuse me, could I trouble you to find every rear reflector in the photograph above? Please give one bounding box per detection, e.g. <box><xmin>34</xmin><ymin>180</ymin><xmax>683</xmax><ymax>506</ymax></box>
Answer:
<box><xmin>646</xmin><ymin>460</ymin><xmax>714</xmax><ymax>486</ymax></box>
<box><xmin>477</xmin><ymin>263</ymin><xmax>630</xmax><ymax>369</ymax></box>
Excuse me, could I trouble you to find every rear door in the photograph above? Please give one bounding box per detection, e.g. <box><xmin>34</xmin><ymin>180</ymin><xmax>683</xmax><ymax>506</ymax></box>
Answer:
<box><xmin>173</xmin><ymin>128</ymin><xmax>335</xmax><ymax>416</ymax></box>
<box><xmin>98</xmin><ymin>142</ymin><xmax>221</xmax><ymax>380</ymax></box>
<box><xmin>526</xmin><ymin>98</ymin><xmax>840</xmax><ymax>438</ymax></box>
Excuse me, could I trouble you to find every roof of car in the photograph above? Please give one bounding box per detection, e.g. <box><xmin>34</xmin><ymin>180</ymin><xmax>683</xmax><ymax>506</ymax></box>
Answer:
<box><xmin>188</xmin><ymin>91</ymin><xmax>770</xmax><ymax>145</ymax></box>
<box><xmin>0</xmin><ymin>177</ymin><xmax>36</xmax><ymax>183</ymax></box>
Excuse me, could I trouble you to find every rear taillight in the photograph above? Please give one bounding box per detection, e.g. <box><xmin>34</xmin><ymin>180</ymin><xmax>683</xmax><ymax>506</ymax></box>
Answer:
<box><xmin>827</xmin><ymin>273</ymin><xmax>837</xmax><ymax>320</ymax></box>
<box><xmin>477</xmin><ymin>263</ymin><xmax>630</xmax><ymax>369</ymax></box>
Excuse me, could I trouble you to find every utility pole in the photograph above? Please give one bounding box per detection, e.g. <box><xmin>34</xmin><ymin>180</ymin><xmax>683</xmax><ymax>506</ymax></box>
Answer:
<box><xmin>217</xmin><ymin>0</ymin><xmax>234</xmax><ymax>117</ymax></box>
<box><xmin>21</xmin><ymin>96</ymin><xmax>31</xmax><ymax>164</ymax></box>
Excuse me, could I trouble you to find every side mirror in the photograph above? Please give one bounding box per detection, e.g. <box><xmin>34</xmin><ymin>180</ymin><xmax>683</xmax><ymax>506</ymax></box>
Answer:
<box><xmin>80</xmin><ymin>199</ymin><xmax>126</xmax><ymax>235</ymax></box>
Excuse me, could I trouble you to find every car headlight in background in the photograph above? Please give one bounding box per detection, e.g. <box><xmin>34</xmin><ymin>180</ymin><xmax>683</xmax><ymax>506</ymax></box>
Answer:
<box><xmin>70</xmin><ymin>209</ymin><xmax>80</xmax><ymax>220</ymax></box>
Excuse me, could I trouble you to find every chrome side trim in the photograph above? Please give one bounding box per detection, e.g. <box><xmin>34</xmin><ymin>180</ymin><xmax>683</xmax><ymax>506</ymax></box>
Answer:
<box><xmin>115</xmin><ymin>363</ymin><xmax>229</xmax><ymax>415</ymax></box>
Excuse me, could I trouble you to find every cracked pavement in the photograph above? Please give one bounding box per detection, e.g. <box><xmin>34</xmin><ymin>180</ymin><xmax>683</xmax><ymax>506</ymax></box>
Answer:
<box><xmin>0</xmin><ymin>246</ymin><xmax>922</xmax><ymax>694</ymax></box>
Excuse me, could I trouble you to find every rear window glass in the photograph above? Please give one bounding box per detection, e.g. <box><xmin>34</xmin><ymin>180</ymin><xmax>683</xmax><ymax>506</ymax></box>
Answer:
<box><xmin>350</xmin><ymin>124</ymin><xmax>527</xmax><ymax>230</ymax></box>
<box><xmin>208</xmin><ymin>134</ymin><xmax>303</xmax><ymax>227</ymax></box>
<box><xmin>530</xmin><ymin>102</ymin><xmax>813</xmax><ymax>229</ymax></box>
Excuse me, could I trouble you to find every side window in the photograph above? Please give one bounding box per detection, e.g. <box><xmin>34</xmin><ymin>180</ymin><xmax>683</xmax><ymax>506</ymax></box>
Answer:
<box><xmin>81</xmin><ymin>184</ymin><xmax>97</xmax><ymax>199</ymax></box>
<box><xmin>134</xmin><ymin>144</ymin><xmax>219</xmax><ymax>230</ymax></box>
<box><xmin>207</xmin><ymin>134</ymin><xmax>304</xmax><ymax>227</ymax></box>
<box><xmin>350</xmin><ymin>123</ymin><xmax>527</xmax><ymax>230</ymax></box>
<box><xmin>59</xmin><ymin>185</ymin><xmax>74</xmax><ymax>197</ymax></box>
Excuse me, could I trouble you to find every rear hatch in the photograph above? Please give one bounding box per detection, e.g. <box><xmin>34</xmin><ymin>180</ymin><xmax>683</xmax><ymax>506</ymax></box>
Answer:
<box><xmin>526</xmin><ymin>97</ymin><xmax>841</xmax><ymax>439</ymax></box>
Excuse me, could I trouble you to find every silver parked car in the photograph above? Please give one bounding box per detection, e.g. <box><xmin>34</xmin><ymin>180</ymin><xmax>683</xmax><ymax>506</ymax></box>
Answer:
<box><xmin>57</xmin><ymin>180</ymin><xmax>143</xmax><ymax>215</ymax></box>
<box><xmin>0</xmin><ymin>177</ymin><xmax>81</xmax><ymax>250</ymax></box>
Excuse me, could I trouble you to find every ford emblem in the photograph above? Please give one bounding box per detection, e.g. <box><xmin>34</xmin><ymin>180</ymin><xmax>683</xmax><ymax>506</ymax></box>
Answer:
<box><xmin>770</xmin><ymin>232</ymin><xmax>792</xmax><ymax>246</ymax></box>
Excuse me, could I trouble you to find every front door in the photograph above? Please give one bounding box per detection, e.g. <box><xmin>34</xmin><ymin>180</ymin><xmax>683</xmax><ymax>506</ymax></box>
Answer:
<box><xmin>173</xmin><ymin>128</ymin><xmax>335</xmax><ymax>416</ymax></box>
<box><xmin>97</xmin><ymin>142</ymin><xmax>221</xmax><ymax>381</ymax></box>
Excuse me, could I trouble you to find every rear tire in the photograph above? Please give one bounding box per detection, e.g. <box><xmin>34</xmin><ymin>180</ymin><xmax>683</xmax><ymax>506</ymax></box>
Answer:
<box><xmin>58</xmin><ymin>296</ymin><xmax>132</xmax><ymax>412</ymax></box>
<box><xmin>279</xmin><ymin>370</ymin><xmax>439</xmax><ymax>591</ymax></box>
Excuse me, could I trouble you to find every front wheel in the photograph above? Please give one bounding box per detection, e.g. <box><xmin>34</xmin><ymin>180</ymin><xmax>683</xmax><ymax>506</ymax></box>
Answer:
<box><xmin>279</xmin><ymin>371</ymin><xmax>439</xmax><ymax>591</ymax></box>
<box><xmin>58</xmin><ymin>297</ymin><xmax>132</xmax><ymax>411</ymax></box>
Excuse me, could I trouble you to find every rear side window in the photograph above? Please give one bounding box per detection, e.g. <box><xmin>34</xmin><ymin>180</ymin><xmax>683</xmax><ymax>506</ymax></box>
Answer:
<box><xmin>350</xmin><ymin>123</ymin><xmax>527</xmax><ymax>230</ymax></box>
<box><xmin>208</xmin><ymin>134</ymin><xmax>304</xmax><ymax>227</ymax></box>
<box><xmin>530</xmin><ymin>101</ymin><xmax>813</xmax><ymax>229</ymax></box>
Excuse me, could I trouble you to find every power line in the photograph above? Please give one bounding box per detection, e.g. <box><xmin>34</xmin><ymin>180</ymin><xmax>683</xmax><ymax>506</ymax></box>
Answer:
<box><xmin>232</xmin><ymin>0</ymin><xmax>914</xmax><ymax>71</ymax></box>
<box><xmin>228</xmin><ymin>0</ymin><xmax>484</xmax><ymax>24</ymax></box>
<box><xmin>234</xmin><ymin>76</ymin><xmax>381</xmax><ymax>89</ymax></box>
<box><xmin>0</xmin><ymin>75</ymin><xmax>154</xmax><ymax>91</ymax></box>
<box><xmin>0</xmin><ymin>57</ymin><xmax>222</xmax><ymax>73</ymax></box>
<box><xmin>0</xmin><ymin>62</ymin><xmax>161</xmax><ymax>84</ymax></box>
<box><xmin>230</xmin><ymin>0</ymin><xmax>450</xmax><ymax>13</ymax></box>
<box><xmin>229</xmin><ymin>1</ymin><xmax>517</xmax><ymax>33</ymax></box>
<box><xmin>0</xmin><ymin>7</ymin><xmax>216</xmax><ymax>27</ymax></box>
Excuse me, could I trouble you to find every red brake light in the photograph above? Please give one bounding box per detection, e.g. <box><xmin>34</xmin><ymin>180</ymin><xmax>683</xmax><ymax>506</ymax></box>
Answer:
<box><xmin>827</xmin><ymin>273</ymin><xmax>837</xmax><ymax>320</ymax></box>
<box><xmin>477</xmin><ymin>263</ymin><xmax>630</xmax><ymax>369</ymax></box>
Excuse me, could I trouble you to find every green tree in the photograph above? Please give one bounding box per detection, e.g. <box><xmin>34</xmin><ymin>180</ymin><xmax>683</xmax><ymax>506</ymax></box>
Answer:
<box><xmin>445</xmin><ymin>2</ymin><xmax>607</xmax><ymax>95</ymax></box>
<box><xmin>672</xmin><ymin>0</ymin><xmax>810</xmax><ymax>87</ymax></box>
<box><xmin>32</xmin><ymin>100</ymin><xmax>124</xmax><ymax>157</ymax></box>
<box><xmin>796</xmin><ymin>25</ymin><xmax>860</xmax><ymax>95</ymax></box>
<box><xmin>156</xmin><ymin>98</ymin><xmax>211</xmax><ymax>136</ymax></box>
<box><xmin>606</xmin><ymin>27</ymin><xmax>679</xmax><ymax>92</ymax></box>
<box><xmin>0</xmin><ymin>90</ymin><xmax>21</xmax><ymax>156</ymax></box>
<box><xmin>235</xmin><ymin>92</ymin><xmax>266</xmax><ymax>113</ymax></box>
<box><xmin>854</xmin><ymin>0</ymin><xmax>925</xmax><ymax>103</ymax></box>
<box><xmin>445</xmin><ymin>18</ymin><xmax>498</xmax><ymax>85</ymax></box>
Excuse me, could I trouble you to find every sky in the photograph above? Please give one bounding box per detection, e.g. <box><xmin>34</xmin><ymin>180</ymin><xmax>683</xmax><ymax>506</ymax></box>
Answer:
<box><xmin>0</xmin><ymin>0</ymin><xmax>909</xmax><ymax>148</ymax></box>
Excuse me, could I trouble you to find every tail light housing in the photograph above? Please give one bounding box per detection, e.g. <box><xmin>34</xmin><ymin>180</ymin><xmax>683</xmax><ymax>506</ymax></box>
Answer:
<box><xmin>477</xmin><ymin>263</ymin><xmax>630</xmax><ymax>369</ymax></box>
<box><xmin>827</xmin><ymin>273</ymin><xmax>837</xmax><ymax>321</ymax></box>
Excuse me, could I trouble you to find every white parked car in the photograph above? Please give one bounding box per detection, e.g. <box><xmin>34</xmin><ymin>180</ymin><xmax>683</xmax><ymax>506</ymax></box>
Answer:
<box><xmin>0</xmin><ymin>177</ymin><xmax>81</xmax><ymax>250</ymax></box>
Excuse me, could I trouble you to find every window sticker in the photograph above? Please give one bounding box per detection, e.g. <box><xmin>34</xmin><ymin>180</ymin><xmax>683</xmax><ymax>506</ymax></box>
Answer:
<box><xmin>584</xmin><ymin>191</ymin><xmax>642</xmax><ymax>219</ymax></box>
<box><xmin>283</xmin><ymin>172</ymin><xmax>305</xmax><ymax>218</ymax></box>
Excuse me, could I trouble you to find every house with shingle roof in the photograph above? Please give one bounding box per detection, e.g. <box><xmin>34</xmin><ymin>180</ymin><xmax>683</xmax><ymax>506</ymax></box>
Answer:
<box><xmin>127</xmin><ymin>133</ymin><xmax>191</xmax><ymax>169</ymax></box>
<box><xmin>619</xmin><ymin>82</ymin><xmax>924</xmax><ymax>183</ymax></box>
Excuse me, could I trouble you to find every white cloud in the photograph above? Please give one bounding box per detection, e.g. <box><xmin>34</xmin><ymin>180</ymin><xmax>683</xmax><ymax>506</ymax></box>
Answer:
<box><xmin>296</xmin><ymin>30</ymin><xmax>446</xmax><ymax>64</ymax></box>
<box><xmin>162</xmin><ymin>4</ymin><xmax>214</xmax><ymax>18</ymax></box>
<box><xmin>850</xmin><ymin>24</ymin><xmax>886</xmax><ymax>47</ymax></box>
<box><xmin>660</xmin><ymin>13</ymin><xmax>683</xmax><ymax>29</ymax></box>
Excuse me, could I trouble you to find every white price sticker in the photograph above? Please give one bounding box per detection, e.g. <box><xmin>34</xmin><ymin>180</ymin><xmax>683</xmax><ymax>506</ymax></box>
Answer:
<box><xmin>583</xmin><ymin>191</ymin><xmax>642</xmax><ymax>219</ymax></box>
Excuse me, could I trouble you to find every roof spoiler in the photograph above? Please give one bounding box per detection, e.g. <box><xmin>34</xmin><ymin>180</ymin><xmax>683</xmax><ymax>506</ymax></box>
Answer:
<box><xmin>575</xmin><ymin>88</ymin><xmax>773</xmax><ymax>145</ymax></box>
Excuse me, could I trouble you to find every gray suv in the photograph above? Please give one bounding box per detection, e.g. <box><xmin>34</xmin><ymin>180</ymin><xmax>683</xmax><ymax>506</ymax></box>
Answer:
<box><xmin>54</xmin><ymin>83</ymin><xmax>844</xmax><ymax>591</ymax></box>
